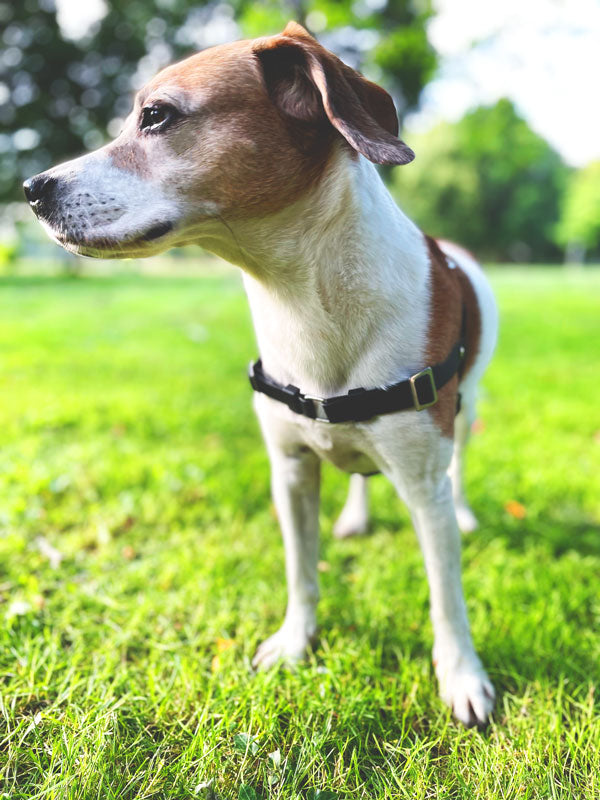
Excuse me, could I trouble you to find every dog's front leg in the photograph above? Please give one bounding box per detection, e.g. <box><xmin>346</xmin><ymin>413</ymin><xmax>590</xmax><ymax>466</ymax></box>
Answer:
<box><xmin>252</xmin><ymin>441</ymin><xmax>321</xmax><ymax>669</ymax></box>
<box><xmin>398</xmin><ymin>471</ymin><xmax>495</xmax><ymax>727</ymax></box>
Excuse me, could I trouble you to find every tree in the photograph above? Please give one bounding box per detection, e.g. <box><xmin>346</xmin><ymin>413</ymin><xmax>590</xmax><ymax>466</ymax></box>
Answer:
<box><xmin>1</xmin><ymin>0</ymin><xmax>437</xmax><ymax>203</ymax></box>
<box><xmin>393</xmin><ymin>99</ymin><xmax>569</xmax><ymax>262</ymax></box>
<box><xmin>556</xmin><ymin>161</ymin><xmax>600</xmax><ymax>262</ymax></box>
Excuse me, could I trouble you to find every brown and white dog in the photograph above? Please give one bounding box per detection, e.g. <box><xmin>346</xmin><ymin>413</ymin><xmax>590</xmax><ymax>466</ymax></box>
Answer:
<box><xmin>24</xmin><ymin>22</ymin><xmax>498</xmax><ymax>727</ymax></box>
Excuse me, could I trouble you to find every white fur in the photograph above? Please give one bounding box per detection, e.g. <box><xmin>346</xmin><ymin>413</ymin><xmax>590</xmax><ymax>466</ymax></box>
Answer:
<box><xmin>34</xmin><ymin>111</ymin><xmax>498</xmax><ymax>728</ymax></box>
<box><xmin>242</xmin><ymin>154</ymin><xmax>431</xmax><ymax>396</ymax></box>
<box><xmin>39</xmin><ymin>149</ymin><xmax>181</xmax><ymax>256</ymax></box>
<box><xmin>333</xmin><ymin>473</ymin><xmax>369</xmax><ymax>538</ymax></box>
<box><xmin>236</xmin><ymin>153</ymin><xmax>497</xmax><ymax>727</ymax></box>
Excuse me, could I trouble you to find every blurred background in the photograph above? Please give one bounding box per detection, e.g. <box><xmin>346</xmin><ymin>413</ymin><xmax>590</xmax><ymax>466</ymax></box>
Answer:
<box><xmin>0</xmin><ymin>0</ymin><xmax>599</xmax><ymax>271</ymax></box>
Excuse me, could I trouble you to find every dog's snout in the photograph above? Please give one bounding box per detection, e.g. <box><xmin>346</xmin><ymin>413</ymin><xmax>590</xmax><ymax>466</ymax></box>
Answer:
<box><xmin>23</xmin><ymin>173</ymin><xmax>58</xmax><ymax>207</ymax></box>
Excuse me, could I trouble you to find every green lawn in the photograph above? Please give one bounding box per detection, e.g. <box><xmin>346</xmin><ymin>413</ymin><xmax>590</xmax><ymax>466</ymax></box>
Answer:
<box><xmin>0</xmin><ymin>265</ymin><xmax>599</xmax><ymax>799</ymax></box>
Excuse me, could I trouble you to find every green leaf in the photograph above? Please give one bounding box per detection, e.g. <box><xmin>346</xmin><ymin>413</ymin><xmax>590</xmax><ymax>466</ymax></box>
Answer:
<box><xmin>307</xmin><ymin>790</ymin><xmax>339</xmax><ymax>800</ymax></box>
<box><xmin>239</xmin><ymin>785</ymin><xmax>260</xmax><ymax>800</ymax></box>
<box><xmin>234</xmin><ymin>732</ymin><xmax>259</xmax><ymax>755</ymax></box>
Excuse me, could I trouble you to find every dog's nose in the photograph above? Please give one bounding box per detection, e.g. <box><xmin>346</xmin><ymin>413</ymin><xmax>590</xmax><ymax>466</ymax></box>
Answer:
<box><xmin>23</xmin><ymin>173</ymin><xmax>58</xmax><ymax>205</ymax></box>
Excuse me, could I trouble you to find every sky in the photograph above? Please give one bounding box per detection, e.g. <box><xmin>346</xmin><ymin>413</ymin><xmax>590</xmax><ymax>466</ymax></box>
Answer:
<box><xmin>55</xmin><ymin>0</ymin><xmax>600</xmax><ymax>168</ymax></box>
<box><xmin>406</xmin><ymin>0</ymin><xmax>600</xmax><ymax>166</ymax></box>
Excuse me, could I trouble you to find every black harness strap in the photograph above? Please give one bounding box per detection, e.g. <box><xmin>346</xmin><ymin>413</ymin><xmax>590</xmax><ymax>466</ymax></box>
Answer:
<box><xmin>249</xmin><ymin>309</ymin><xmax>467</xmax><ymax>424</ymax></box>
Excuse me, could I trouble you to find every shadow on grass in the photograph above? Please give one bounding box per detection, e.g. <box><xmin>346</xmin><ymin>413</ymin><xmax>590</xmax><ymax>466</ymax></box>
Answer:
<box><xmin>475</xmin><ymin>510</ymin><xmax>600</xmax><ymax>557</ymax></box>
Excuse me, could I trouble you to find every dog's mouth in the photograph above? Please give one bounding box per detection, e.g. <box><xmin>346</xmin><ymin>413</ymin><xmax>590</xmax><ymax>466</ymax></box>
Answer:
<box><xmin>141</xmin><ymin>221</ymin><xmax>174</xmax><ymax>241</ymax></box>
<box><xmin>50</xmin><ymin>219</ymin><xmax>177</xmax><ymax>259</ymax></box>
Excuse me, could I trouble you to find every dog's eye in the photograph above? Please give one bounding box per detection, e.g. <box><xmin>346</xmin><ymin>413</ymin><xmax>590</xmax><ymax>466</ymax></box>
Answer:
<box><xmin>140</xmin><ymin>104</ymin><xmax>176</xmax><ymax>132</ymax></box>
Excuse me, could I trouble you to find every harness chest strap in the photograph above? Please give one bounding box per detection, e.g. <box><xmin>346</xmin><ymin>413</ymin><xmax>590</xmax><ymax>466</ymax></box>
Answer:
<box><xmin>248</xmin><ymin>311</ymin><xmax>467</xmax><ymax>424</ymax></box>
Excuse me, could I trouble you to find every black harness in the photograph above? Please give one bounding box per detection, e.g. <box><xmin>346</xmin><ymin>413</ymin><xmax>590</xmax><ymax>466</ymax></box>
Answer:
<box><xmin>249</xmin><ymin>311</ymin><xmax>467</xmax><ymax>424</ymax></box>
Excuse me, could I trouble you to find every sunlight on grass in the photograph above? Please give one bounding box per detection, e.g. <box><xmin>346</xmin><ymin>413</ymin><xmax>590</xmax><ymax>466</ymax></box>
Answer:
<box><xmin>0</xmin><ymin>267</ymin><xmax>599</xmax><ymax>798</ymax></box>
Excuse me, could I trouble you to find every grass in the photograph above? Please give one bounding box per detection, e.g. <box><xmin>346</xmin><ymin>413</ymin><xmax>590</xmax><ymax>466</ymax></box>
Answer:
<box><xmin>0</xmin><ymin>264</ymin><xmax>599</xmax><ymax>799</ymax></box>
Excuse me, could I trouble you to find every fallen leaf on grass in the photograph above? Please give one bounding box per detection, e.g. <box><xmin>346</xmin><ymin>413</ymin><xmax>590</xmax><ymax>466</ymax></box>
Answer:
<box><xmin>7</xmin><ymin>600</ymin><xmax>30</xmax><ymax>617</ymax></box>
<box><xmin>212</xmin><ymin>638</ymin><xmax>235</xmax><ymax>671</ymax></box>
<box><xmin>317</xmin><ymin>561</ymin><xmax>330</xmax><ymax>572</ymax></box>
<box><xmin>36</xmin><ymin>536</ymin><xmax>63</xmax><ymax>569</ymax></box>
<box><xmin>23</xmin><ymin>711</ymin><xmax>43</xmax><ymax>737</ymax></box>
<box><xmin>471</xmin><ymin>419</ymin><xmax>485</xmax><ymax>434</ymax></box>
<box><xmin>239</xmin><ymin>786</ymin><xmax>261</xmax><ymax>800</ymax></box>
<box><xmin>194</xmin><ymin>778</ymin><xmax>213</xmax><ymax>795</ymax></box>
<box><xmin>121</xmin><ymin>545</ymin><xmax>136</xmax><ymax>560</ymax></box>
<box><xmin>117</xmin><ymin>515</ymin><xmax>136</xmax><ymax>533</ymax></box>
<box><xmin>32</xmin><ymin>594</ymin><xmax>45</xmax><ymax>610</ymax></box>
<box><xmin>234</xmin><ymin>733</ymin><xmax>259</xmax><ymax>755</ymax></box>
<box><xmin>504</xmin><ymin>500</ymin><xmax>527</xmax><ymax>519</ymax></box>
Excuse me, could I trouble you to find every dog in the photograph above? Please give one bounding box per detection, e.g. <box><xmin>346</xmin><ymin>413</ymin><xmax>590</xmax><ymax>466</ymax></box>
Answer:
<box><xmin>24</xmin><ymin>22</ymin><xmax>498</xmax><ymax>727</ymax></box>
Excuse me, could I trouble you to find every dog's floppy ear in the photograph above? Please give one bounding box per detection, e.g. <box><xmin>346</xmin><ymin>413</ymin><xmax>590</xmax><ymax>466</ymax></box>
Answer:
<box><xmin>253</xmin><ymin>21</ymin><xmax>415</xmax><ymax>166</ymax></box>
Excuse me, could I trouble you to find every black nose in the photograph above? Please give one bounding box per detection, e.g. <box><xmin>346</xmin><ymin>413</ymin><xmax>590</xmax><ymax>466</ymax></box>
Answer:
<box><xmin>23</xmin><ymin>173</ymin><xmax>58</xmax><ymax>205</ymax></box>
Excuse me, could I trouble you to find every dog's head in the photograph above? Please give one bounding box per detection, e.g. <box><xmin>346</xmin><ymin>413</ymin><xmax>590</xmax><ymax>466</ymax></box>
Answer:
<box><xmin>24</xmin><ymin>22</ymin><xmax>414</xmax><ymax>259</ymax></box>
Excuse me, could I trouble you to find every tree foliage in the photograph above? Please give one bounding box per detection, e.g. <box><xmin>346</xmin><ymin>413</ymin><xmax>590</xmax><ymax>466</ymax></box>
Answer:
<box><xmin>393</xmin><ymin>99</ymin><xmax>569</xmax><ymax>262</ymax></box>
<box><xmin>0</xmin><ymin>0</ymin><xmax>437</xmax><ymax>202</ymax></box>
<box><xmin>556</xmin><ymin>161</ymin><xmax>600</xmax><ymax>254</ymax></box>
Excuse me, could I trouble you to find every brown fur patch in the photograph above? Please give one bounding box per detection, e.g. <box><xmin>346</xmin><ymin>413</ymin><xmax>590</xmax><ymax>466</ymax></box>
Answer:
<box><xmin>425</xmin><ymin>235</ymin><xmax>482</xmax><ymax>438</ymax></box>
<box><xmin>109</xmin><ymin>140</ymin><xmax>151</xmax><ymax>179</ymax></box>
<box><xmin>103</xmin><ymin>25</ymin><xmax>412</xmax><ymax>228</ymax></box>
<box><xmin>253</xmin><ymin>26</ymin><xmax>413</xmax><ymax>166</ymax></box>
<box><xmin>139</xmin><ymin>41</ymin><xmax>336</xmax><ymax>220</ymax></box>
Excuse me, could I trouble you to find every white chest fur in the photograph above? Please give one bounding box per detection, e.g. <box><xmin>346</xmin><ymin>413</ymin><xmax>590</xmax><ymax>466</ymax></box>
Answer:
<box><xmin>237</xmin><ymin>152</ymin><xmax>434</xmax><ymax>475</ymax></box>
<box><xmin>242</xmin><ymin>153</ymin><xmax>432</xmax><ymax>397</ymax></box>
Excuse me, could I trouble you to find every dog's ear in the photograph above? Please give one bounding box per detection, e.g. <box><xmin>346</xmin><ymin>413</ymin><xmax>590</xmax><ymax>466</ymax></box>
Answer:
<box><xmin>252</xmin><ymin>22</ymin><xmax>415</xmax><ymax>166</ymax></box>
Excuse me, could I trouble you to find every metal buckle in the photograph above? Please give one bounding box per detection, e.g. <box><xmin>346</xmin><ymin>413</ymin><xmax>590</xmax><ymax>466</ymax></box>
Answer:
<box><xmin>409</xmin><ymin>367</ymin><xmax>438</xmax><ymax>411</ymax></box>
<box><xmin>304</xmin><ymin>394</ymin><xmax>331</xmax><ymax>423</ymax></box>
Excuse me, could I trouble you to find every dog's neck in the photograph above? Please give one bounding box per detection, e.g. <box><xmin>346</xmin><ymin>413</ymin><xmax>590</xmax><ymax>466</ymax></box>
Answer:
<box><xmin>204</xmin><ymin>150</ymin><xmax>431</xmax><ymax>396</ymax></box>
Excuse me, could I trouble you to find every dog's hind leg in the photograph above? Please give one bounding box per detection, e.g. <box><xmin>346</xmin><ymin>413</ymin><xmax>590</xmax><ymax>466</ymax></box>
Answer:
<box><xmin>252</xmin><ymin>443</ymin><xmax>321</xmax><ymax>669</ymax></box>
<box><xmin>449</xmin><ymin>394</ymin><xmax>478</xmax><ymax>533</ymax></box>
<box><xmin>333</xmin><ymin>473</ymin><xmax>369</xmax><ymax>538</ymax></box>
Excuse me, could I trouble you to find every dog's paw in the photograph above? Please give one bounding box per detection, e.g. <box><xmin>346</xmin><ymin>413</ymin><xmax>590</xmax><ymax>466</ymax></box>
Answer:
<box><xmin>455</xmin><ymin>504</ymin><xmax>479</xmax><ymax>534</ymax></box>
<box><xmin>333</xmin><ymin>511</ymin><xmax>369</xmax><ymax>539</ymax></box>
<box><xmin>436</xmin><ymin>655</ymin><xmax>495</xmax><ymax>727</ymax></box>
<box><xmin>252</xmin><ymin>626</ymin><xmax>312</xmax><ymax>670</ymax></box>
